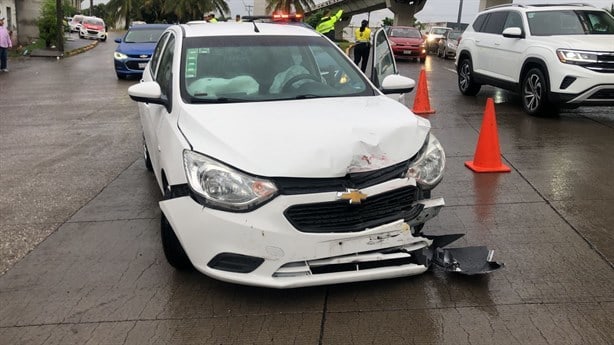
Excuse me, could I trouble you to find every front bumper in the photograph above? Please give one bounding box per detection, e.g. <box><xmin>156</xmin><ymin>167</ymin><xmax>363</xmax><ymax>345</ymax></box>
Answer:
<box><xmin>391</xmin><ymin>47</ymin><xmax>426</xmax><ymax>59</ymax></box>
<box><xmin>161</xmin><ymin>179</ymin><xmax>446</xmax><ymax>288</ymax></box>
<box><xmin>80</xmin><ymin>29</ymin><xmax>106</xmax><ymax>40</ymax></box>
<box><xmin>114</xmin><ymin>58</ymin><xmax>150</xmax><ymax>76</ymax></box>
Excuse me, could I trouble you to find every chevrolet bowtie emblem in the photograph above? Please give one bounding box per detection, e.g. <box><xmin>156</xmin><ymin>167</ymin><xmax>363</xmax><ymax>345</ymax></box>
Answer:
<box><xmin>337</xmin><ymin>189</ymin><xmax>368</xmax><ymax>204</ymax></box>
<box><xmin>140</xmin><ymin>54</ymin><xmax>149</xmax><ymax>58</ymax></box>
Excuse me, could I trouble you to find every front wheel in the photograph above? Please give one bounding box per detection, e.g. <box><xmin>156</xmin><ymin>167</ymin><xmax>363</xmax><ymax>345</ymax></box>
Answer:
<box><xmin>521</xmin><ymin>68</ymin><xmax>559</xmax><ymax>117</ymax></box>
<box><xmin>457</xmin><ymin>58</ymin><xmax>481</xmax><ymax>96</ymax></box>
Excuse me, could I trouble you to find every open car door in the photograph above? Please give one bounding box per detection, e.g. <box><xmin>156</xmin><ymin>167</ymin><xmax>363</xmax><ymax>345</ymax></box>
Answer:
<box><xmin>365</xmin><ymin>28</ymin><xmax>410</xmax><ymax>103</ymax></box>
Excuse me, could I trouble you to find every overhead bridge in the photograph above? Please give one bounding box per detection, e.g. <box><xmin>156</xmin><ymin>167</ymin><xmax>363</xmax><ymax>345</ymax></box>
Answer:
<box><xmin>304</xmin><ymin>0</ymin><xmax>511</xmax><ymax>40</ymax></box>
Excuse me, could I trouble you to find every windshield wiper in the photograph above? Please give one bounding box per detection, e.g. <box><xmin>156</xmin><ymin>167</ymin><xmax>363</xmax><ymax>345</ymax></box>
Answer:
<box><xmin>190</xmin><ymin>96</ymin><xmax>249</xmax><ymax>103</ymax></box>
<box><xmin>294</xmin><ymin>94</ymin><xmax>322</xmax><ymax>99</ymax></box>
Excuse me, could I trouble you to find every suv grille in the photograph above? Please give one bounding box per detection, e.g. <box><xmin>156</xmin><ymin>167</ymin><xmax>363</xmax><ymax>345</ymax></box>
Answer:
<box><xmin>585</xmin><ymin>53</ymin><xmax>614</xmax><ymax>73</ymax></box>
<box><xmin>284</xmin><ymin>186</ymin><xmax>422</xmax><ymax>233</ymax></box>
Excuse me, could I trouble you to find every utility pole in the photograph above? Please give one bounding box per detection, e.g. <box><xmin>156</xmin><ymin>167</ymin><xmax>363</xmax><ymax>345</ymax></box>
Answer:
<box><xmin>456</xmin><ymin>0</ymin><xmax>464</xmax><ymax>30</ymax></box>
<box><xmin>56</xmin><ymin>0</ymin><xmax>64</xmax><ymax>55</ymax></box>
<box><xmin>245</xmin><ymin>5</ymin><xmax>253</xmax><ymax>16</ymax></box>
<box><xmin>90</xmin><ymin>0</ymin><xmax>93</xmax><ymax>16</ymax></box>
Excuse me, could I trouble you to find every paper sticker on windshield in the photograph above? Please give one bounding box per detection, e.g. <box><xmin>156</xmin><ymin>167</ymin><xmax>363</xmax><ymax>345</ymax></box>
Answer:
<box><xmin>199</xmin><ymin>48</ymin><xmax>210</xmax><ymax>54</ymax></box>
<box><xmin>527</xmin><ymin>13</ymin><xmax>535</xmax><ymax>19</ymax></box>
<box><xmin>185</xmin><ymin>48</ymin><xmax>199</xmax><ymax>78</ymax></box>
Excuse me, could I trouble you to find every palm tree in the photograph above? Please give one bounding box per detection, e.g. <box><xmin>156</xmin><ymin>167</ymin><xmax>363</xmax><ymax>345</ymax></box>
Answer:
<box><xmin>265</xmin><ymin>0</ymin><xmax>315</xmax><ymax>14</ymax></box>
<box><xmin>164</xmin><ymin>0</ymin><xmax>229</xmax><ymax>22</ymax></box>
<box><xmin>106</xmin><ymin>0</ymin><xmax>141</xmax><ymax>29</ymax></box>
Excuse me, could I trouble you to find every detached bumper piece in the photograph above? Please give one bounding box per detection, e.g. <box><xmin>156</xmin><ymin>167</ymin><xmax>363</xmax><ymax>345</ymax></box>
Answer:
<box><xmin>421</xmin><ymin>234</ymin><xmax>504</xmax><ymax>275</ymax></box>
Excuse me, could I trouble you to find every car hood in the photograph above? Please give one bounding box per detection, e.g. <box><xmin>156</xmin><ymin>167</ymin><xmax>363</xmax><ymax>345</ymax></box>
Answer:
<box><xmin>537</xmin><ymin>35</ymin><xmax>614</xmax><ymax>51</ymax></box>
<box><xmin>178</xmin><ymin>96</ymin><xmax>431</xmax><ymax>177</ymax></box>
<box><xmin>390</xmin><ymin>37</ymin><xmax>423</xmax><ymax>45</ymax></box>
<box><xmin>83</xmin><ymin>23</ymin><xmax>104</xmax><ymax>30</ymax></box>
<box><xmin>116</xmin><ymin>42</ymin><xmax>157</xmax><ymax>56</ymax></box>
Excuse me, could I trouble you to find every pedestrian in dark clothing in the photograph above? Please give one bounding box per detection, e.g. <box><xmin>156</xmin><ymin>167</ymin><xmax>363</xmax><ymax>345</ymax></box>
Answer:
<box><xmin>354</xmin><ymin>20</ymin><xmax>371</xmax><ymax>72</ymax></box>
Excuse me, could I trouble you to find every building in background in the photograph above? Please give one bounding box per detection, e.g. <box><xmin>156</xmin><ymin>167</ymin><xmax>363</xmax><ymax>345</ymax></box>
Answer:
<box><xmin>0</xmin><ymin>0</ymin><xmax>16</xmax><ymax>38</ymax></box>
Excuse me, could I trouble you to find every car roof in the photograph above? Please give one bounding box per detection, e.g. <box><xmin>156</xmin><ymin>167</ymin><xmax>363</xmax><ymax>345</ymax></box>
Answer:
<box><xmin>485</xmin><ymin>3</ymin><xmax>602</xmax><ymax>12</ymax></box>
<box><xmin>129</xmin><ymin>23</ymin><xmax>171</xmax><ymax>30</ymax></box>
<box><xmin>179</xmin><ymin>22</ymin><xmax>320</xmax><ymax>38</ymax></box>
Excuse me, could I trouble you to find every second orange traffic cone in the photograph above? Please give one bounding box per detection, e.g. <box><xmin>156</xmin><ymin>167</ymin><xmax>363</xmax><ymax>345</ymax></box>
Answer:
<box><xmin>465</xmin><ymin>98</ymin><xmax>511</xmax><ymax>173</ymax></box>
<box><xmin>412</xmin><ymin>69</ymin><xmax>435</xmax><ymax>115</ymax></box>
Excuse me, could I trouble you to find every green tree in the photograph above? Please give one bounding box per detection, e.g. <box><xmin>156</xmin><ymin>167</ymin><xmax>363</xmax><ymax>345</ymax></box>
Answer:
<box><xmin>305</xmin><ymin>9</ymin><xmax>324</xmax><ymax>29</ymax></box>
<box><xmin>106</xmin><ymin>0</ymin><xmax>142</xmax><ymax>30</ymax></box>
<box><xmin>265</xmin><ymin>0</ymin><xmax>315</xmax><ymax>14</ymax></box>
<box><xmin>605</xmin><ymin>4</ymin><xmax>614</xmax><ymax>16</ymax></box>
<box><xmin>382</xmin><ymin>17</ymin><xmax>393</xmax><ymax>27</ymax></box>
<box><xmin>38</xmin><ymin>0</ymin><xmax>74</xmax><ymax>47</ymax></box>
<box><xmin>163</xmin><ymin>0</ymin><xmax>229</xmax><ymax>22</ymax></box>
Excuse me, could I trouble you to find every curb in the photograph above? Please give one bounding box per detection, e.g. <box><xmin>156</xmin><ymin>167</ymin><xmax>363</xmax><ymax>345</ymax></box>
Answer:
<box><xmin>64</xmin><ymin>40</ymin><xmax>99</xmax><ymax>57</ymax></box>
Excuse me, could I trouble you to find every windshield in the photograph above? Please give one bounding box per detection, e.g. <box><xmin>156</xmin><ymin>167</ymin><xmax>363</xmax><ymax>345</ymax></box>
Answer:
<box><xmin>431</xmin><ymin>28</ymin><xmax>450</xmax><ymax>35</ymax></box>
<box><xmin>84</xmin><ymin>18</ymin><xmax>103</xmax><ymax>26</ymax></box>
<box><xmin>528</xmin><ymin>10</ymin><xmax>614</xmax><ymax>35</ymax></box>
<box><xmin>181</xmin><ymin>35</ymin><xmax>373</xmax><ymax>103</ymax></box>
<box><xmin>125</xmin><ymin>29</ymin><xmax>166</xmax><ymax>43</ymax></box>
<box><xmin>448</xmin><ymin>31</ymin><xmax>462</xmax><ymax>40</ymax></box>
<box><xmin>389</xmin><ymin>28</ymin><xmax>422</xmax><ymax>38</ymax></box>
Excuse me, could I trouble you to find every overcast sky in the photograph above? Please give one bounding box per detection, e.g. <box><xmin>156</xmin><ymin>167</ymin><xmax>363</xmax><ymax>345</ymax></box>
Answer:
<box><xmin>85</xmin><ymin>0</ymin><xmax>614</xmax><ymax>25</ymax></box>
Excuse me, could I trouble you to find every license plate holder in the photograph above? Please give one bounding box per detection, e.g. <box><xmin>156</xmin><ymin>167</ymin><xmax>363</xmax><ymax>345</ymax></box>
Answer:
<box><xmin>138</xmin><ymin>62</ymin><xmax>147</xmax><ymax>69</ymax></box>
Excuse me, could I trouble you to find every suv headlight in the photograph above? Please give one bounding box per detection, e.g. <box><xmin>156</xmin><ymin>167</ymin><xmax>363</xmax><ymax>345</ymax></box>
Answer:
<box><xmin>557</xmin><ymin>49</ymin><xmax>598</xmax><ymax>65</ymax></box>
<box><xmin>405</xmin><ymin>133</ymin><xmax>445</xmax><ymax>190</ymax></box>
<box><xmin>183</xmin><ymin>150</ymin><xmax>278</xmax><ymax>212</ymax></box>
<box><xmin>114</xmin><ymin>52</ymin><xmax>128</xmax><ymax>60</ymax></box>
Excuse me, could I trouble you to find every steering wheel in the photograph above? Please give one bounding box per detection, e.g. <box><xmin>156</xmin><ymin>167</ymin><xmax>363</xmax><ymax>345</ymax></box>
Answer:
<box><xmin>281</xmin><ymin>74</ymin><xmax>321</xmax><ymax>92</ymax></box>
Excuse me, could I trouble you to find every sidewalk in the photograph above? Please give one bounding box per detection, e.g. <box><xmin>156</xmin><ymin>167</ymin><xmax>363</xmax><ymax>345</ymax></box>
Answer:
<box><xmin>30</xmin><ymin>32</ymin><xmax>98</xmax><ymax>58</ymax></box>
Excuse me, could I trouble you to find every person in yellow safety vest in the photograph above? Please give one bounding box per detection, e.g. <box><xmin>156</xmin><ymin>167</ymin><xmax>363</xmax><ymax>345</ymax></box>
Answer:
<box><xmin>316</xmin><ymin>9</ymin><xmax>343</xmax><ymax>41</ymax></box>
<box><xmin>354</xmin><ymin>20</ymin><xmax>371</xmax><ymax>72</ymax></box>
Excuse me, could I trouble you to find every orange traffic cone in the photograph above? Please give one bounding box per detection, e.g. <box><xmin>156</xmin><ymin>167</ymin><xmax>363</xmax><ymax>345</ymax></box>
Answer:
<box><xmin>412</xmin><ymin>69</ymin><xmax>435</xmax><ymax>115</ymax></box>
<box><xmin>465</xmin><ymin>98</ymin><xmax>511</xmax><ymax>173</ymax></box>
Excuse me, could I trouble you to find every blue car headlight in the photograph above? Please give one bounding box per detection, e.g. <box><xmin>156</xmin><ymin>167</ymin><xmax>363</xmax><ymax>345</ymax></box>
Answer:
<box><xmin>114</xmin><ymin>51</ymin><xmax>128</xmax><ymax>60</ymax></box>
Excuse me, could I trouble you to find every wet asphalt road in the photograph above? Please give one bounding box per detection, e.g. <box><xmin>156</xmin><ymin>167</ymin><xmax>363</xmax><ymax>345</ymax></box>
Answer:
<box><xmin>0</xmin><ymin>33</ymin><xmax>613</xmax><ymax>344</ymax></box>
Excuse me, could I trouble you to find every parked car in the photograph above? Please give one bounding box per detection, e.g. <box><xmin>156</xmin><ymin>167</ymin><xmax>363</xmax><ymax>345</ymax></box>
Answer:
<box><xmin>437</xmin><ymin>30</ymin><xmax>462</xmax><ymax>59</ymax></box>
<box><xmin>425</xmin><ymin>26</ymin><xmax>452</xmax><ymax>53</ymax></box>
<box><xmin>114</xmin><ymin>23</ymin><xmax>171</xmax><ymax>79</ymax></box>
<box><xmin>79</xmin><ymin>16</ymin><xmax>107</xmax><ymax>41</ymax></box>
<box><xmin>456</xmin><ymin>3</ymin><xmax>614</xmax><ymax>116</ymax></box>
<box><xmin>386</xmin><ymin>26</ymin><xmax>427</xmax><ymax>62</ymax></box>
<box><xmin>69</xmin><ymin>14</ymin><xmax>85</xmax><ymax>33</ymax></box>
<box><xmin>127</xmin><ymin>23</ymin><xmax>500</xmax><ymax>288</ymax></box>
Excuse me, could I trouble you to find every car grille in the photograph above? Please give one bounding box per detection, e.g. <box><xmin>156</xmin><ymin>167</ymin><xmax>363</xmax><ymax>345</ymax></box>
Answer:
<box><xmin>87</xmin><ymin>30</ymin><xmax>99</xmax><ymax>35</ymax></box>
<box><xmin>284</xmin><ymin>186</ymin><xmax>422</xmax><ymax>233</ymax></box>
<box><xmin>126</xmin><ymin>61</ymin><xmax>146</xmax><ymax>70</ymax></box>
<box><xmin>272</xmin><ymin>159</ymin><xmax>410</xmax><ymax>195</ymax></box>
<box><xmin>589</xmin><ymin>89</ymin><xmax>614</xmax><ymax>100</ymax></box>
<box><xmin>585</xmin><ymin>53</ymin><xmax>614</xmax><ymax>73</ymax></box>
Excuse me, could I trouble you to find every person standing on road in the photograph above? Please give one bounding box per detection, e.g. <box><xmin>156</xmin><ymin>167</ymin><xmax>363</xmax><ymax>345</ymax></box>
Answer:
<box><xmin>316</xmin><ymin>9</ymin><xmax>343</xmax><ymax>41</ymax></box>
<box><xmin>235</xmin><ymin>14</ymin><xmax>242</xmax><ymax>22</ymax></box>
<box><xmin>0</xmin><ymin>17</ymin><xmax>12</xmax><ymax>72</ymax></box>
<box><xmin>353</xmin><ymin>20</ymin><xmax>371</xmax><ymax>73</ymax></box>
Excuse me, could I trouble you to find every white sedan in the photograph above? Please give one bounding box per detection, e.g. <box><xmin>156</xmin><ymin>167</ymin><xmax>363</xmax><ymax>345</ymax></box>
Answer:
<box><xmin>128</xmin><ymin>22</ymin><xmax>501</xmax><ymax>288</ymax></box>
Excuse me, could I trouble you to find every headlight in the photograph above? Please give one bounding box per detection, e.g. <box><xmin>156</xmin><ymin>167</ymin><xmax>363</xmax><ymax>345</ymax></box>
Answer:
<box><xmin>114</xmin><ymin>52</ymin><xmax>128</xmax><ymax>60</ymax></box>
<box><xmin>427</xmin><ymin>36</ymin><xmax>436</xmax><ymax>42</ymax></box>
<box><xmin>183</xmin><ymin>150</ymin><xmax>278</xmax><ymax>211</ymax></box>
<box><xmin>389</xmin><ymin>41</ymin><xmax>397</xmax><ymax>46</ymax></box>
<box><xmin>406</xmin><ymin>133</ymin><xmax>445</xmax><ymax>190</ymax></box>
<box><xmin>556</xmin><ymin>49</ymin><xmax>598</xmax><ymax>65</ymax></box>
<box><xmin>447</xmin><ymin>42</ymin><xmax>456</xmax><ymax>49</ymax></box>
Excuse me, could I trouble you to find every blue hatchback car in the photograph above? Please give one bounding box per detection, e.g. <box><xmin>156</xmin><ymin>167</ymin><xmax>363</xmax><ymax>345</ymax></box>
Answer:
<box><xmin>114</xmin><ymin>24</ymin><xmax>171</xmax><ymax>79</ymax></box>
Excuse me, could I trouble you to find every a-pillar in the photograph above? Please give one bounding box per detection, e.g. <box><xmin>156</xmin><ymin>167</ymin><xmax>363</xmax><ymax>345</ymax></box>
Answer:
<box><xmin>334</xmin><ymin>18</ymin><xmax>351</xmax><ymax>41</ymax></box>
<box><xmin>386</xmin><ymin>0</ymin><xmax>417</xmax><ymax>26</ymax></box>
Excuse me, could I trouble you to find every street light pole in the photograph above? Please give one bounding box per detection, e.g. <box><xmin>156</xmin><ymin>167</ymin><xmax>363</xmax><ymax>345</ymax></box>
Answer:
<box><xmin>456</xmin><ymin>0</ymin><xmax>464</xmax><ymax>30</ymax></box>
<box><xmin>56</xmin><ymin>0</ymin><xmax>64</xmax><ymax>55</ymax></box>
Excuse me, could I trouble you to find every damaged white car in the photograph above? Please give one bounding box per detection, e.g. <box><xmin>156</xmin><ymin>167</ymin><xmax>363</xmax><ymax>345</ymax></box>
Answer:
<box><xmin>128</xmin><ymin>23</ymin><xmax>502</xmax><ymax>288</ymax></box>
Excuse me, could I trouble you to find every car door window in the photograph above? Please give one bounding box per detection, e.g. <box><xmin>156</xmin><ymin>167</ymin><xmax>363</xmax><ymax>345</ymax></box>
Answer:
<box><xmin>156</xmin><ymin>34</ymin><xmax>175</xmax><ymax>102</ymax></box>
<box><xmin>472</xmin><ymin>13</ymin><xmax>488</xmax><ymax>32</ymax></box>
<box><xmin>504</xmin><ymin>11</ymin><xmax>523</xmax><ymax>31</ymax></box>
<box><xmin>150</xmin><ymin>32</ymin><xmax>170</xmax><ymax>77</ymax></box>
<box><xmin>371</xmin><ymin>28</ymin><xmax>397</xmax><ymax>88</ymax></box>
<box><xmin>482</xmin><ymin>11</ymin><xmax>508</xmax><ymax>34</ymax></box>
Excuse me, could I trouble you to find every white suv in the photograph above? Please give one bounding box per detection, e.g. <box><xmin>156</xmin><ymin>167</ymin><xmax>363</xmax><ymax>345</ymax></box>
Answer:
<box><xmin>456</xmin><ymin>4</ymin><xmax>614</xmax><ymax>116</ymax></box>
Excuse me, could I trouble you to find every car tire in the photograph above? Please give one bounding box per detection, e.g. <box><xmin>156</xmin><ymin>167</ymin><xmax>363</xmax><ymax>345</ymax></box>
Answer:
<box><xmin>458</xmin><ymin>58</ymin><xmax>481</xmax><ymax>96</ymax></box>
<box><xmin>143</xmin><ymin>138</ymin><xmax>153</xmax><ymax>171</ymax></box>
<box><xmin>521</xmin><ymin>68</ymin><xmax>559</xmax><ymax>117</ymax></box>
<box><xmin>161</xmin><ymin>211</ymin><xmax>193</xmax><ymax>270</ymax></box>
<box><xmin>420</xmin><ymin>57</ymin><xmax>426</xmax><ymax>63</ymax></box>
<box><xmin>116</xmin><ymin>72</ymin><xmax>126</xmax><ymax>80</ymax></box>
<box><xmin>101</xmin><ymin>37</ymin><xmax>106</xmax><ymax>42</ymax></box>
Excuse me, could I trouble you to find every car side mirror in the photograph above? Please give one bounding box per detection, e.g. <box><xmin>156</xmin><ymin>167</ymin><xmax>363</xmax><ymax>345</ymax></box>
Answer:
<box><xmin>128</xmin><ymin>81</ymin><xmax>166</xmax><ymax>106</ymax></box>
<box><xmin>380</xmin><ymin>74</ymin><xmax>415</xmax><ymax>94</ymax></box>
<box><xmin>502</xmin><ymin>27</ymin><xmax>524</xmax><ymax>38</ymax></box>
<box><xmin>114</xmin><ymin>38</ymin><xmax>121</xmax><ymax>43</ymax></box>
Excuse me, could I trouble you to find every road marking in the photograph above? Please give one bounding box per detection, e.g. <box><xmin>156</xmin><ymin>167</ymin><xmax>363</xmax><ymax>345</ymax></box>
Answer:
<box><xmin>444</xmin><ymin>67</ymin><xmax>457</xmax><ymax>74</ymax></box>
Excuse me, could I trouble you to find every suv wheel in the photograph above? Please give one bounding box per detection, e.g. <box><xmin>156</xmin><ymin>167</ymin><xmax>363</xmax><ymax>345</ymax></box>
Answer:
<box><xmin>458</xmin><ymin>58</ymin><xmax>481</xmax><ymax>96</ymax></box>
<box><xmin>522</xmin><ymin>68</ymin><xmax>559</xmax><ymax>116</ymax></box>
